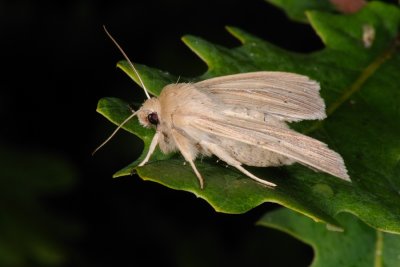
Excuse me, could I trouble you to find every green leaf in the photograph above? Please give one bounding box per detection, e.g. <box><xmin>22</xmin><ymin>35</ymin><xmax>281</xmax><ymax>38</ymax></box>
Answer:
<box><xmin>97</xmin><ymin>2</ymin><xmax>400</xmax><ymax>233</ymax></box>
<box><xmin>266</xmin><ymin>0</ymin><xmax>335</xmax><ymax>23</ymax></box>
<box><xmin>258</xmin><ymin>208</ymin><xmax>400</xmax><ymax>267</ymax></box>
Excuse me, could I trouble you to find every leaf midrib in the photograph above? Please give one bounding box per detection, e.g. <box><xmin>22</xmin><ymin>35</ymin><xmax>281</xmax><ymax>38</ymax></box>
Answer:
<box><xmin>306</xmin><ymin>35</ymin><xmax>399</xmax><ymax>134</ymax></box>
<box><xmin>327</xmin><ymin>36</ymin><xmax>400</xmax><ymax>116</ymax></box>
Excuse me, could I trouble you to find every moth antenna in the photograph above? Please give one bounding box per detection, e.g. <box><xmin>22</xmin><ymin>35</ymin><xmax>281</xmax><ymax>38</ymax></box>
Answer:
<box><xmin>175</xmin><ymin>75</ymin><xmax>181</xmax><ymax>84</ymax></box>
<box><xmin>103</xmin><ymin>25</ymin><xmax>151</xmax><ymax>99</ymax></box>
<box><xmin>92</xmin><ymin>110</ymin><xmax>138</xmax><ymax>155</ymax></box>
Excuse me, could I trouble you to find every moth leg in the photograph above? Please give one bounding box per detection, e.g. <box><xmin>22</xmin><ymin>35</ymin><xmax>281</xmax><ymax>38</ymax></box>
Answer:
<box><xmin>200</xmin><ymin>141</ymin><xmax>277</xmax><ymax>187</ymax></box>
<box><xmin>138</xmin><ymin>132</ymin><xmax>160</xmax><ymax>167</ymax></box>
<box><xmin>171</xmin><ymin>129</ymin><xmax>204</xmax><ymax>189</ymax></box>
<box><xmin>188</xmin><ymin>161</ymin><xmax>204</xmax><ymax>189</ymax></box>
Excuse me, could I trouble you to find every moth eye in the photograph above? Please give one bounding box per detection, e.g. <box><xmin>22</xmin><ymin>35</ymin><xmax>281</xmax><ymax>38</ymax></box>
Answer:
<box><xmin>147</xmin><ymin>112</ymin><xmax>159</xmax><ymax>125</ymax></box>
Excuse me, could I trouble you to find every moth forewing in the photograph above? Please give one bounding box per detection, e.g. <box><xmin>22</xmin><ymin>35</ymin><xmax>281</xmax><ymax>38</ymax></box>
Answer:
<box><xmin>189</xmin><ymin>117</ymin><xmax>350</xmax><ymax>181</ymax></box>
<box><xmin>196</xmin><ymin>72</ymin><xmax>327</xmax><ymax>122</ymax></box>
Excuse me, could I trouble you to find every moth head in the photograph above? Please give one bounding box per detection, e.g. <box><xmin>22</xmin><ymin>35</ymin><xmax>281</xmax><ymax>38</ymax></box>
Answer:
<box><xmin>137</xmin><ymin>97</ymin><xmax>161</xmax><ymax>128</ymax></box>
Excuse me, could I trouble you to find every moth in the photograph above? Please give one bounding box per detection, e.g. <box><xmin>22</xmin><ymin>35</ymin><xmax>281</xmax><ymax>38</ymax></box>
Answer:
<box><xmin>96</xmin><ymin>27</ymin><xmax>350</xmax><ymax>189</ymax></box>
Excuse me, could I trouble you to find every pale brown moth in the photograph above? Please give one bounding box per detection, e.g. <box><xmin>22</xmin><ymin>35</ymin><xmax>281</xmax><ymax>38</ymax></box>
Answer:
<box><xmin>95</xmin><ymin>27</ymin><xmax>350</xmax><ymax>189</ymax></box>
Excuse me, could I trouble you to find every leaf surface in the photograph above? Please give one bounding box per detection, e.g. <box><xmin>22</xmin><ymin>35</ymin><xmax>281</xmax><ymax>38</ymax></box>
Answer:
<box><xmin>258</xmin><ymin>208</ymin><xmax>400</xmax><ymax>267</ymax></box>
<box><xmin>97</xmin><ymin>2</ymin><xmax>400</xmax><ymax>232</ymax></box>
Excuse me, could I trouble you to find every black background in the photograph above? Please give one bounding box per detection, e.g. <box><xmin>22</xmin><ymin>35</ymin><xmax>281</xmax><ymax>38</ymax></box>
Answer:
<box><xmin>0</xmin><ymin>0</ymin><xmax>359</xmax><ymax>266</ymax></box>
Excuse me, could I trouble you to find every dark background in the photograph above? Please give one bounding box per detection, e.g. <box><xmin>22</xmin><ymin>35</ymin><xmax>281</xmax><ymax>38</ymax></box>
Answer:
<box><xmin>0</xmin><ymin>0</ymin><xmax>354</xmax><ymax>266</ymax></box>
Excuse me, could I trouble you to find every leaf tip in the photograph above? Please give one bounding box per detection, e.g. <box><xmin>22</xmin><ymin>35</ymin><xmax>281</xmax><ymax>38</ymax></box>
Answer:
<box><xmin>181</xmin><ymin>35</ymin><xmax>213</xmax><ymax>67</ymax></box>
<box><xmin>305</xmin><ymin>10</ymin><xmax>329</xmax><ymax>46</ymax></box>
<box><xmin>225</xmin><ymin>26</ymin><xmax>245</xmax><ymax>44</ymax></box>
<box><xmin>117</xmin><ymin>60</ymin><xmax>142</xmax><ymax>86</ymax></box>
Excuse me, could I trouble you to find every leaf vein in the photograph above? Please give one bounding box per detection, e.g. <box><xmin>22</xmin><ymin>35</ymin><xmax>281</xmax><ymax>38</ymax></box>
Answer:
<box><xmin>326</xmin><ymin>35</ymin><xmax>400</xmax><ymax>116</ymax></box>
